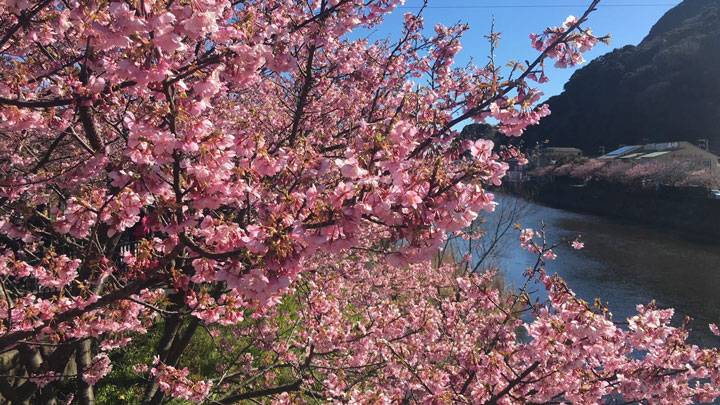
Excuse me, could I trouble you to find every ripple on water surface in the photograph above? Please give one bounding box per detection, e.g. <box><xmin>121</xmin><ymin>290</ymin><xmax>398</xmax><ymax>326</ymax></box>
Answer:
<box><xmin>483</xmin><ymin>194</ymin><xmax>720</xmax><ymax>348</ymax></box>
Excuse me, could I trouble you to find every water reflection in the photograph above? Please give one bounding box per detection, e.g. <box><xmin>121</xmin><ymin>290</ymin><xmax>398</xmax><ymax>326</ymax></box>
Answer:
<box><xmin>475</xmin><ymin>193</ymin><xmax>720</xmax><ymax>348</ymax></box>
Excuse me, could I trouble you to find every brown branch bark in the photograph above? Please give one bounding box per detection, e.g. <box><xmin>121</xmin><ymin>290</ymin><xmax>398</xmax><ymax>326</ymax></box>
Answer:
<box><xmin>216</xmin><ymin>346</ymin><xmax>314</xmax><ymax>404</ymax></box>
<box><xmin>30</xmin><ymin>130</ymin><xmax>69</xmax><ymax>173</ymax></box>
<box><xmin>75</xmin><ymin>339</ymin><xmax>95</xmax><ymax>405</ymax></box>
<box><xmin>290</xmin><ymin>0</ymin><xmax>353</xmax><ymax>33</ymax></box>
<box><xmin>0</xmin><ymin>0</ymin><xmax>54</xmax><ymax>51</ymax></box>
<box><xmin>287</xmin><ymin>45</ymin><xmax>317</xmax><ymax>148</ymax></box>
<box><xmin>484</xmin><ymin>361</ymin><xmax>540</xmax><ymax>405</ymax></box>
<box><xmin>0</xmin><ymin>96</ymin><xmax>73</xmax><ymax>108</ymax></box>
<box><xmin>216</xmin><ymin>380</ymin><xmax>303</xmax><ymax>404</ymax></box>
<box><xmin>0</xmin><ymin>245</ymin><xmax>183</xmax><ymax>350</ymax></box>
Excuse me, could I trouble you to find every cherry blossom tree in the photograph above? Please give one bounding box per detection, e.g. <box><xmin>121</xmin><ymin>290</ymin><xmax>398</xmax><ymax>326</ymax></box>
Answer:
<box><xmin>1</xmin><ymin>0</ymin><xmax>719</xmax><ymax>403</ymax></box>
<box><xmin>568</xmin><ymin>158</ymin><xmax>606</xmax><ymax>181</ymax></box>
<box><xmin>217</xmin><ymin>228</ymin><xmax>720</xmax><ymax>404</ymax></box>
<box><xmin>543</xmin><ymin>158</ymin><xmax>719</xmax><ymax>189</ymax></box>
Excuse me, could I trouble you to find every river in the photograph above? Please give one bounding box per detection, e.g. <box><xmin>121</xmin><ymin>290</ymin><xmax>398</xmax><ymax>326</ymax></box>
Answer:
<box><xmin>470</xmin><ymin>194</ymin><xmax>720</xmax><ymax>348</ymax></box>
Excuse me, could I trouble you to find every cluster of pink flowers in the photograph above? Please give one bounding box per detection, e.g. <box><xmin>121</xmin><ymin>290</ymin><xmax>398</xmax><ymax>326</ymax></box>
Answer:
<box><xmin>34</xmin><ymin>254</ymin><xmax>81</xmax><ymax>289</ymax></box>
<box><xmin>2</xmin><ymin>0</ymin><xmax>718</xmax><ymax>403</ymax></box>
<box><xmin>82</xmin><ymin>353</ymin><xmax>113</xmax><ymax>385</ymax></box>
<box><xmin>530</xmin><ymin>15</ymin><xmax>602</xmax><ymax>68</ymax></box>
<box><xmin>29</xmin><ymin>371</ymin><xmax>61</xmax><ymax>388</ymax></box>
<box><xmin>206</xmin><ymin>230</ymin><xmax>720</xmax><ymax>403</ymax></box>
<box><xmin>53</xmin><ymin>189</ymin><xmax>107</xmax><ymax>239</ymax></box>
<box><xmin>150</xmin><ymin>359</ymin><xmax>213</xmax><ymax>402</ymax></box>
<box><xmin>533</xmin><ymin>158</ymin><xmax>720</xmax><ymax>188</ymax></box>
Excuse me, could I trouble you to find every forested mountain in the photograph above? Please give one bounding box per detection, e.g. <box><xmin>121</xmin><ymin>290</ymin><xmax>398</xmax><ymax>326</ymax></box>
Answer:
<box><xmin>522</xmin><ymin>0</ymin><xmax>720</xmax><ymax>155</ymax></box>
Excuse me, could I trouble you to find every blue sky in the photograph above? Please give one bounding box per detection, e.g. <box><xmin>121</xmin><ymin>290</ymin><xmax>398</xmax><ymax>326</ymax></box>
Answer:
<box><xmin>367</xmin><ymin>0</ymin><xmax>682</xmax><ymax>98</ymax></box>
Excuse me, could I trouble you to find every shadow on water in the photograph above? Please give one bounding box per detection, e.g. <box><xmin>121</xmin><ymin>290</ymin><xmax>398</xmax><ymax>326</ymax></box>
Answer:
<box><xmin>485</xmin><ymin>193</ymin><xmax>720</xmax><ymax>348</ymax></box>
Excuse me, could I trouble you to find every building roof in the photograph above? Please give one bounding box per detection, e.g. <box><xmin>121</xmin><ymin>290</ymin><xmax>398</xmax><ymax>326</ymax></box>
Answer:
<box><xmin>604</xmin><ymin>145</ymin><xmax>641</xmax><ymax>157</ymax></box>
<box><xmin>544</xmin><ymin>147</ymin><xmax>582</xmax><ymax>153</ymax></box>
<box><xmin>600</xmin><ymin>141</ymin><xmax>719</xmax><ymax>161</ymax></box>
<box><xmin>639</xmin><ymin>151</ymin><xmax>672</xmax><ymax>158</ymax></box>
<box><xmin>644</xmin><ymin>142</ymin><xmax>681</xmax><ymax>152</ymax></box>
<box><xmin>619</xmin><ymin>153</ymin><xmax>643</xmax><ymax>159</ymax></box>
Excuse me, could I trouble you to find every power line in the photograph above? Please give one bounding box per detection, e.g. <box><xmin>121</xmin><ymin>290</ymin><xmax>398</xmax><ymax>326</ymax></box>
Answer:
<box><xmin>398</xmin><ymin>3</ymin><xmax>677</xmax><ymax>9</ymax></box>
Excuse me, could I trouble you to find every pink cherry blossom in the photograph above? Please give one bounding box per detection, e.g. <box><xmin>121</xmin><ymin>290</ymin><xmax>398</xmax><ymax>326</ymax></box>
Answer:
<box><xmin>82</xmin><ymin>353</ymin><xmax>113</xmax><ymax>385</ymax></box>
<box><xmin>151</xmin><ymin>361</ymin><xmax>213</xmax><ymax>402</ymax></box>
<box><xmin>2</xmin><ymin>1</ymin><xmax>714</xmax><ymax>404</ymax></box>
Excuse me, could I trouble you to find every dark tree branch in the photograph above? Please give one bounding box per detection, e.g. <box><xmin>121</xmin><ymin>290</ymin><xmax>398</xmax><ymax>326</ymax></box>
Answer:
<box><xmin>215</xmin><ymin>380</ymin><xmax>303</xmax><ymax>404</ymax></box>
<box><xmin>484</xmin><ymin>361</ymin><xmax>540</xmax><ymax>405</ymax></box>
<box><xmin>0</xmin><ymin>96</ymin><xmax>73</xmax><ymax>108</ymax></box>
<box><xmin>291</xmin><ymin>0</ymin><xmax>354</xmax><ymax>33</ymax></box>
<box><xmin>0</xmin><ymin>0</ymin><xmax>54</xmax><ymax>51</ymax></box>
<box><xmin>287</xmin><ymin>45</ymin><xmax>317</xmax><ymax>148</ymax></box>
<box><xmin>29</xmin><ymin>130</ymin><xmax>68</xmax><ymax>173</ymax></box>
<box><xmin>78</xmin><ymin>41</ymin><xmax>104</xmax><ymax>153</ymax></box>
<box><xmin>215</xmin><ymin>346</ymin><xmax>314</xmax><ymax>404</ymax></box>
<box><xmin>0</xmin><ymin>245</ymin><xmax>182</xmax><ymax>350</ymax></box>
<box><xmin>408</xmin><ymin>0</ymin><xmax>602</xmax><ymax>159</ymax></box>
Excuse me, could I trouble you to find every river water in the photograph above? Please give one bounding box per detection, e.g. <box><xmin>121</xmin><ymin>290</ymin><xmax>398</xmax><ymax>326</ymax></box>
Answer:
<box><xmin>472</xmin><ymin>194</ymin><xmax>720</xmax><ymax>348</ymax></box>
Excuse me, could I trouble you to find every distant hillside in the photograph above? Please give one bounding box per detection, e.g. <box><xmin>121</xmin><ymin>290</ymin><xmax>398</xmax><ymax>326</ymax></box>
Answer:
<box><xmin>522</xmin><ymin>0</ymin><xmax>720</xmax><ymax>155</ymax></box>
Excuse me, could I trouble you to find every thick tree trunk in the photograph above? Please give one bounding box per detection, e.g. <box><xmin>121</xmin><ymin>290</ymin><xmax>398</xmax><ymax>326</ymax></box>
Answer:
<box><xmin>8</xmin><ymin>345</ymin><xmax>44</xmax><ymax>404</ymax></box>
<box><xmin>75</xmin><ymin>340</ymin><xmax>94</xmax><ymax>405</ymax></box>
<box><xmin>141</xmin><ymin>291</ymin><xmax>187</xmax><ymax>404</ymax></box>
<box><xmin>140</xmin><ymin>313</ymin><xmax>183</xmax><ymax>403</ymax></box>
